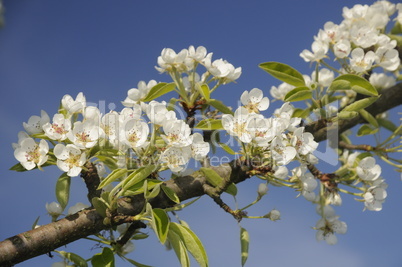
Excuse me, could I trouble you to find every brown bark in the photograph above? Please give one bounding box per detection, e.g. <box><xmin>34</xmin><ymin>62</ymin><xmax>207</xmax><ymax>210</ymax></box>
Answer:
<box><xmin>0</xmin><ymin>82</ymin><xmax>400</xmax><ymax>266</ymax></box>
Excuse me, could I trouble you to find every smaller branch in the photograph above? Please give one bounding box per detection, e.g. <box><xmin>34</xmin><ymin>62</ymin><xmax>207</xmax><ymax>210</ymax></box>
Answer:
<box><xmin>81</xmin><ymin>162</ymin><xmax>102</xmax><ymax>202</ymax></box>
<box><xmin>115</xmin><ymin>221</ymin><xmax>147</xmax><ymax>247</ymax></box>
<box><xmin>307</xmin><ymin>163</ymin><xmax>338</xmax><ymax>191</ymax></box>
<box><xmin>203</xmin><ymin>183</ymin><xmax>245</xmax><ymax>221</ymax></box>
<box><xmin>339</xmin><ymin>141</ymin><xmax>382</xmax><ymax>152</ymax></box>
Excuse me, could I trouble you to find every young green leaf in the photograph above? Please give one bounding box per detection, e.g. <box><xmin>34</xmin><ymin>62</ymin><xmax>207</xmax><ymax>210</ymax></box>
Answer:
<box><xmin>200</xmin><ymin>167</ymin><xmax>237</xmax><ymax>196</ymax></box>
<box><xmin>57</xmin><ymin>251</ymin><xmax>88</xmax><ymax>267</ymax></box>
<box><xmin>150</xmin><ymin>208</ymin><xmax>170</xmax><ymax>244</ymax></box>
<box><xmin>91</xmin><ymin>247</ymin><xmax>115</xmax><ymax>267</ymax></box>
<box><xmin>124</xmin><ymin>257</ymin><xmax>153</xmax><ymax>267</ymax></box>
<box><xmin>337</xmin><ymin>110</ymin><xmax>359</xmax><ymax>120</ymax></box>
<box><xmin>162</xmin><ymin>184</ymin><xmax>180</xmax><ymax>204</ymax></box>
<box><xmin>56</xmin><ymin>172</ymin><xmax>71</xmax><ymax>210</ymax></box>
<box><xmin>343</xmin><ymin>96</ymin><xmax>379</xmax><ymax>112</ymax></box>
<box><xmin>98</xmin><ymin>168</ymin><xmax>128</xmax><ymax>190</ymax></box>
<box><xmin>219</xmin><ymin>142</ymin><xmax>238</xmax><ymax>155</ymax></box>
<box><xmin>9</xmin><ymin>163</ymin><xmax>28</xmax><ymax>172</ymax></box>
<box><xmin>240</xmin><ymin>227</ymin><xmax>249</xmax><ymax>267</ymax></box>
<box><xmin>169</xmin><ymin>222</ymin><xmax>208</xmax><ymax>267</ymax></box>
<box><xmin>195</xmin><ymin>119</ymin><xmax>223</xmax><ymax>130</ymax></box>
<box><xmin>328</xmin><ymin>74</ymin><xmax>378</xmax><ymax>96</ymax></box>
<box><xmin>259</xmin><ymin>62</ymin><xmax>305</xmax><ymax>87</ymax></box>
<box><xmin>196</xmin><ymin>83</ymin><xmax>211</xmax><ymax>101</ymax></box>
<box><xmin>167</xmin><ymin>230</ymin><xmax>190</xmax><ymax>267</ymax></box>
<box><xmin>357</xmin><ymin>124</ymin><xmax>379</xmax><ymax>136</ymax></box>
<box><xmin>359</xmin><ymin>109</ymin><xmax>379</xmax><ymax>128</ymax></box>
<box><xmin>91</xmin><ymin>197</ymin><xmax>109</xmax><ymax>218</ymax></box>
<box><xmin>377</xmin><ymin>118</ymin><xmax>397</xmax><ymax>132</ymax></box>
<box><xmin>284</xmin><ymin>86</ymin><xmax>312</xmax><ymax>102</ymax></box>
<box><xmin>207</xmin><ymin>99</ymin><xmax>233</xmax><ymax>115</ymax></box>
<box><xmin>143</xmin><ymin>82</ymin><xmax>176</xmax><ymax>102</ymax></box>
<box><xmin>122</xmin><ymin>165</ymin><xmax>156</xmax><ymax>190</ymax></box>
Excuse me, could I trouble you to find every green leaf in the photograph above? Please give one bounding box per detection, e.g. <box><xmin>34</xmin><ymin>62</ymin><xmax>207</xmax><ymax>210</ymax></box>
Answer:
<box><xmin>91</xmin><ymin>247</ymin><xmax>115</xmax><ymax>267</ymax></box>
<box><xmin>162</xmin><ymin>185</ymin><xmax>180</xmax><ymax>204</ymax></box>
<box><xmin>143</xmin><ymin>82</ymin><xmax>176</xmax><ymax>102</ymax></box>
<box><xmin>96</xmin><ymin>155</ymin><xmax>118</xmax><ymax>171</ymax></box>
<box><xmin>377</xmin><ymin>118</ymin><xmax>397</xmax><ymax>132</ymax></box>
<box><xmin>219</xmin><ymin>142</ymin><xmax>238</xmax><ymax>155</ymax></box>
<box><xmin>168</xmin><ymin>230</ymin><xmax>190</xmax><ymax>267</ymax></box>
<box><xmin>343</xmin><ymin>96</ymin><xmax>379</xmax><ymax>112</ymax></box>
<box><xmin>207</xmin><ymin>99</ymin><xmax>233</xmax><ymax>115</ymax></box>
<box><xmin>151</xmin><ymin>208</ymin><xmax>170</xmax><ymax>244</ymax></box>
<box><xmin>56</xmin><ymin>173</ymin><xmax>71</xmax><ymax>210</ymax></box>
<box><xmin>284</xmin><ymin>86</ymin><xmax>312</xmax><ymax>102</ymax></box>
<box><xmin>92</xmin><ymin>197</ymin><xmax>109</xmax><ymax>218</ymax></box>
<box><xmin>292</xmin><ymin>108</ymin><xmax>312</xmax><ymax>119</ymax></box>
<box><xmin>167</xmin><ymin>98</ymin><xmax>179</xmax><ymax>111</ymax></box>
<box><xmin>199</xmin><ymin>167</ymin><xmax>237</xmax><ymax>196</ymax></box>
<box><xmin>240</xmin><ymin>227</ymin><xmax>249</xmax><ymax>267</ymax></box>
<box><xmin>337</xmin><ymin>110</ymin><xmax>359</xmax><ymax>120</ymax></box>
<box><xmin>391</xmin><ymin>22</ymin><xmax>402</xmax><ymax>35</ymax></box>
<box><xmin>146</xmin><ymin>182</ymin><xmax>161</xmax><ymax>199</ymax></box>
<box><xmin>122</xmin><ymin>165</ymin><xmax>156</xmax><ymax>190</ymax></box>
<box><xmin>259</xmin><ymin>61</ymin><xmax>305</xmax><ymax>87</ymax></box>
<box><xmin>57</xmin><ymin>251</ymin><xmax>88</xmax><ymax>267</ymax></box>
<box><xmin>357</xmin><ymin>124</ymin><xmax>379</xmax><ymax>136</ymax></box>
<box><xmin>169</xmin><ymin>222</ymin><xmax>209</xmax><ymax>267</ymax></box>
<box><xmin>328</xmin><ymin>74</ymin><xmax>378</xmax><ymax>96</ymax></box>
<box><xmin>125</xmin><ymin>258</ymin><xmax>153</xmax><ymax>267</ymax></box>
<box><xmin>359</xmin><ymin>109</ymin><xmax>379</xmax><ymax>128</ymax></box>
<box><xmin>98</xmin><ymin>168</ymin><xmax>128</xmax><ymax>189</ymax></box>
<box><xmin>31</xmin><ymin>216</ymin><xmax>40</xmax><ymax>230</ymax></box>
<box><xmin>195</xmin><ymin>119</ymin><xmax>223</xmax><ymax>130</ymax></box>
<box><xmin>197</xmin><ymin>84</ymin><xmax>211</xmax><ymax>101</ymax></box>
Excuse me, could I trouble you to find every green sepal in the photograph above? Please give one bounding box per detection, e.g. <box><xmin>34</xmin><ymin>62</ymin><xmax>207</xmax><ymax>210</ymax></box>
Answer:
<box><xmin>196</xmin><ymin>83</ymin><xmax>211</xmax><ymax>101</ymax></box>
<box><xmin>377</xmin><ymin>118</ymin><xmax>397</xmax><ymax>132</ymax></box>
<box><xmin>259</xmin><ymin>61</ymin><xmax>305</xmax><ymax>87</ymax></box>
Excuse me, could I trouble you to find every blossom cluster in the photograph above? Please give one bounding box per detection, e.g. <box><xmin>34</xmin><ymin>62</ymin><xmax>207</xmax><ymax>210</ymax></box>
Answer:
<box><xmin>271</xmin><ymin>1</ymin><xmax>400</xmax><ymax>102</ymax></box>
<box><xmin>13</xmin><ymin>92</ymin><xmax>210</xmax><ymax>176</ymax></box>
<box><xmin>222</xmin><ymin>88</ymin><xmax>318</xmax><ymax>167</ymax></box>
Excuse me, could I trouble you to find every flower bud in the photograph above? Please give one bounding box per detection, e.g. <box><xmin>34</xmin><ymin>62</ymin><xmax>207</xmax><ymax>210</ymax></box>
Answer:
<box><xmin>46</xmin><ymin>202</ymin><xmax>62</xmax><ymax>216</ymax></box>
<box><xmin>264</xmin><ymin>209</ymin><xmax>280</xmax><ymax>221</ymax></box>
<box><xmin>257</xmin><ymin>183</ymin><xmax>268</xmax><ymax>197</ymax></box>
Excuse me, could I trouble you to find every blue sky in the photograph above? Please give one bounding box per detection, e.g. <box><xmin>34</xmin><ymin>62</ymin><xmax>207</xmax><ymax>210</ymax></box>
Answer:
<box><xmin>1</xmin><ymin>0</ymin><xmax>401</xmax><ymax>266</ymax></box>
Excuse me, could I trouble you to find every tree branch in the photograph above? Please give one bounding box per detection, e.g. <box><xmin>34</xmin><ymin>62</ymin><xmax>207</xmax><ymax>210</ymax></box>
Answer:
<box><xmin>305</xmin><ymin>82</ymin><xmax>402</xmax><ymax>142</ymax></box>
<box><xmin>1</xmin><ymin>82</ymin><xmax>401</xmax><ymax>266</ymax></box>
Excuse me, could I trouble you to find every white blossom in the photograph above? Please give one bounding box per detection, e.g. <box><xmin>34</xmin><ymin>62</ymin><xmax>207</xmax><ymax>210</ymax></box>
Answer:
<box><xmin>162</xmin><ymin>120</ymin><xmax>192</xmax><ymax>148</ymax></box>
<box><xmin>54</xmin><ymin>144</ymin><xmax>87</xmax><ymax>177</ymax></box>
<box><xmin>156</xmin><ymin>48</ymin><xmax>188</xmax><ymax>73</ymax></box>
<box><xmin>121</xmin><ymin>119</ymin><xmax>149</xmax><ymax>149</ymax></box>
<box><xmin>61</xmin><ymin>92</ymin><xmax>86</xmax><ymax>114</ymax></box>
<box><xmin>350</xmin><ymin>48</ymin><xmax>375</xmax><ymax>73</ymax></box>
<box><xmin>240</xmin><ymin>88</ymin><xmax>270</xmax><ymax>113</ymax></box>
<box><xmin>14</xmin><ymin>138</ymin><xmax>49</xmax><ymax>170</ymax></box>
<box><xmin>190</xmin><ymin>133</ymin><xmax>210</xmax><ymax>160</ymax></box>
<box><xmin>68</xmin><ymin>202</ymin><xmax>89</xmax><ymax>215</ymax></box>
<box><xmin>46</xmin><ymin>202</ymin><xmax>63</xmax><ymax>217</ymax></box>
<box><xmin>257</xmin><ymin>183</ymin><xmax>268</xmax><ymax>197</ymax></box>
<box><xmin>356</xmin><ymin>156</ymin><xmax>381</xmax><ymax>181</ymax></box>
<box><xmin>270</xmin><ymin>82</ymin><xmax>294</xmax><ymax>101</ymax></box>
<box><xmin>146</xmin><ymin>101</ymin><xmax>176</xmax><ymax>126</ymax></box>
<box><xmin>369</xmin><ymin>73</ymin><xmax>396</xmax><ymax>90</ymax></box>
<box><xmin>300</xmin><ymin>40</ymin><xmax>329</xmax><ymax>62</ymax></box>
<box><xmin>160</xmin><ymin>146</ymin><xmax>192</xmax><ymax>172</ymax></box>
<box><xmin>334</xmin><ymin>39</ymin><xmax>351</xmax><ymax>59</ymax></box>
<box><xmin>42</xmin><ymin>113</ymin><xmax>71</xmax><ymax>141</ymax></box>
<box><xmin>222</xmin><ymin>107</ymin><xmax>254</xmax><ymax>143</ymax></box>
<box><xmin>23</xmin><ymin>110</ymin><xmax>50</xmax><ymax>135</ymax></box>
<box><xmin>122</xmin><ymin>80</ymin><xmax>158</xmax><ymax>107</ymax></box>
<box><xmin>271</xmin><ymin>136</ymin><xmax>296</xmax><ymax>166</ymax></box>
<box><xmin>375</xmin><ymin>47</ymin><xmax>400</xmax><ymax>71</ymax></box>
<box><xmin>67</xmin><ymin>120</ymin><xmax>102</xmax><ymax>149</ymax></box>
<box><xmin>204</xmin><ymin>57</ymin><xmax>241</xmax><ymax>83</ymax></box>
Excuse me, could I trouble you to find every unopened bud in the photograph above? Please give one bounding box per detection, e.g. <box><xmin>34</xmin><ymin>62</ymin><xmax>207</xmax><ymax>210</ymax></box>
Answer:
<box><xmin>264</xmin><ymin>209</ymin><xmax>280</xmax><ymax>221</ymax></box>
<box><xmin>46</xmin><ymin>202</ymin><xmax>62</xmax><ymax>216</ymax></box>
<box><xmin>257</xmin><ymin>183</ymin><xmax>268</xmax><ymax>197</ymax></box>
